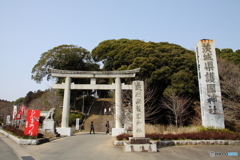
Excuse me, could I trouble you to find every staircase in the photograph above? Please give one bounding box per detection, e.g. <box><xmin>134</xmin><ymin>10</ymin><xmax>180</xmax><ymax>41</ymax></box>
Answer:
<box><xmin>83</xmin><ymin>115</ymin><xmax>114</xmax><ymax>132</ymax></box>
<box><xmin>82</xmin><ymin>98</ymin><xmax>114</xmax><ymax>132</ymax></box>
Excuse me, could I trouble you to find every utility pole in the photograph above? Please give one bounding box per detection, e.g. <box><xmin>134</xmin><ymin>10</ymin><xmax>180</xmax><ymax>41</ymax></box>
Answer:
<box><xmin>82</xmin><ymin>92</ymin><xmax>85</xmax><ymax>114</ymax></box>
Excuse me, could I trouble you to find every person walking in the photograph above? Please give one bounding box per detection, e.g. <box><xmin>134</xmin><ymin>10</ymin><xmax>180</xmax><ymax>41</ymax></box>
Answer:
<box><xmin>106</xmin><ymin>121</ymin><xmax>110</xmax><ymax>135</ymax></box>
<box><xmin>90</xmin><ymin>121</ymin><xmax>95</xmax><ymax>134</ymax></box>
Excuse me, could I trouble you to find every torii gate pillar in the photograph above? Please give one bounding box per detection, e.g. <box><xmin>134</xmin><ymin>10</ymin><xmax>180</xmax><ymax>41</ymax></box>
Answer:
<box><xmin>115</xmin><ymin>77</ymin><xmax>122</xmax><ymax>128</ymax></box>
<box><xmin>55</xmin><ymin>76</ymin><xmax>73</xmax><ymax>136</ymax></box>
<box><xmin>62</xmin><ymin>76</ymin><xmax>71</xmax><ymax>128</ymax></box>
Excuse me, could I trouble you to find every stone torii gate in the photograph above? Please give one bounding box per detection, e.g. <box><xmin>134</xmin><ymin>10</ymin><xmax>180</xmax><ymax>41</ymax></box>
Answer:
<box><xmin>48</xmin><ymin>68</ymin><xmax>140</xmax><ymax>136</ymax></box>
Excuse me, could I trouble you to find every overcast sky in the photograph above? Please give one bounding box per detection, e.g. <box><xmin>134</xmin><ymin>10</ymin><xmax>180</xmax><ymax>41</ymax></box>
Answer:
<box><xmin>0</xmin><ymin>0</ymin><xmax>239</xmax><ymax>101</ymax></box>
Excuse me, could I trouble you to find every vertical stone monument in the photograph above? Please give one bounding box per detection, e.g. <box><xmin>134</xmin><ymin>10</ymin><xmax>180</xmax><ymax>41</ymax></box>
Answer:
<box><xmin>132</xmin><ymin>81</ymin><xmax>145</xmax><ymax>138</ymax></box>
<box><xmin>6</xmin><ymin>115</ymin><xmax>11</xmax><ymax>125</ymax></box>
<box><xmin>195</xmin><ymin>39</ymin><xmax>225</xmax><ymax>128</ymax></box>
<box><xmin>76</xmin><ymin>118</ymin><xmax>80</xmax><ymax>130</ymax></box>
<box><xmin>124</xmin><ymin>81</ymin><xmax>157</xmax><ymax>152</ymax></box>
<box><xmin>42</xmin><ymin>108</ymin><xmax>56</xmax><ymax>133</ymax></box>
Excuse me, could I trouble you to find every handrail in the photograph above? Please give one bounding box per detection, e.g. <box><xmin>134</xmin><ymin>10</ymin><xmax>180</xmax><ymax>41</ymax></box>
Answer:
<box><xmin>99</xmin><ymin>101</ymin><xmax>105</xmax><ymax>115</ymax></box>
<box><xmin>87</xmin><ymin>98</ymin><xmax>95</xmax><ymax>116</ymax></box>
<box><xmin>80</xmin><ymin>98</ymin><xmax>95</xmax><ymax>130</ymax></box>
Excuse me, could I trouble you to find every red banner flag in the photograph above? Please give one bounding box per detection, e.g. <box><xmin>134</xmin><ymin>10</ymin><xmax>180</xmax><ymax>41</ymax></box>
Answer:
<box><xmin>15</xmin><ymin>105</ymin><xmax>26</xmax><ymax>120</ymax></box>
<box><xmin>24</xmin><ymin>110</ymin><xmax>40</xmax><ymax>136</ymax></box>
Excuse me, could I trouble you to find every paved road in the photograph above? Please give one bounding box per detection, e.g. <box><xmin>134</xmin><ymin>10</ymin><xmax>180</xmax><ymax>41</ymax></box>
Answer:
<box><xmin>0</xmin><ymin>135</ymin><xmax>19</xmax><ymax>160</ymax></box>
<box><xmin>1</xmin><ymin>131</ymin><xmax>240</xmax><ymax>160</ymax></box>
<box><xmin>23</xmin><ymin>132</ymin><xmax>240</xmax><ymax>160</ymax></box>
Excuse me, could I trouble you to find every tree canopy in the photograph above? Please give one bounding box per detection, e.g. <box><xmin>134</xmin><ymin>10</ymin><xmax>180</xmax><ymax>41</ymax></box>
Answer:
<box><xmin>23</xmin><ymin>90</ymin><xmax>47</xmax><ymax>106</ymax></box>
<box><xmin>92</xmin><ymin>39</ymin><xmax>198</xmax><ymax>97</ymax></box>
<box><xmin>32</xmin><ymin>44</ymin><xmax>99</xmax><ymax>83</ymax></box>
<box><xmin>217</xmin><ymin>48</ymin><xmax>240</xmax><ymax>67</ymax></box>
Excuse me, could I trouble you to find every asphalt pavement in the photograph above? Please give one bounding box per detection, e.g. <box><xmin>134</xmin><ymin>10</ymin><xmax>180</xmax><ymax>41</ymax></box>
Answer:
<box><xmin>0</xmin><ymin>134</ymin><xmax>19</xmax><ymax>160</ymax></box>
<box><xmin>0</xmin><ymin>131</ymin><xmax>240</xmax><ymax>160</ymax></box>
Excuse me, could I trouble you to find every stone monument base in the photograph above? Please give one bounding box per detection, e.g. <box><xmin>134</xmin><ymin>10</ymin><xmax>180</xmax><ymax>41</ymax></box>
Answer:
<box><xmin>112</xmin><ymin>128</ymin><xmax>126</xmax><ymax>136</ymax></box>
<box><xmin>42</xmin><ymin>119</ymin><xmax>55</xmax><ymax>133</ymax></box>
<box><xmin>56</xmin><ymin>127</ymin><xmax>73</xmax><ymax>136</ymax></box>
<box><xmin>124</xmin><ymin>137</ymin><xmax>157</xmax><ymax>152</ymax></box>
<box><xmin>129</xmin><ymin>137</ymin><xmax>150</xmax><ymax>144</ymax></box>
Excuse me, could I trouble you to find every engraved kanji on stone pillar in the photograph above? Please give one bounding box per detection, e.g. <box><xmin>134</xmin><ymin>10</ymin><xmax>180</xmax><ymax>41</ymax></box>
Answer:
<box><xmin>132</xmin><ymin>81</ymin><xmax>145</xmax><ymax>137</ymax></box>
<box><xmin>195</xmin><ymin>39</ymin><xmax>224</xmax><ymax>129</ymax></box>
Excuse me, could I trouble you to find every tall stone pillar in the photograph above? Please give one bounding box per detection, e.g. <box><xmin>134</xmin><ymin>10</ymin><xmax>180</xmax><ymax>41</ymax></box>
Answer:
<box><xmin>62</xmin><ymin>76</ymin><xmax>71</xmax><ymax>128</ymax></box>
<box><xmin>115</xmin><ymin>77</ymin><xmax>122</xmax><ymax>128</ymax></box>
<box><xmin>195</xmin><ymin>39</ymin><xmax>225</xmax><ymax>129</ymax></box>
<box><xmin>132</xmin><ymin>81</ymin><xmax>145</xmax><ymax>137</ymax></box>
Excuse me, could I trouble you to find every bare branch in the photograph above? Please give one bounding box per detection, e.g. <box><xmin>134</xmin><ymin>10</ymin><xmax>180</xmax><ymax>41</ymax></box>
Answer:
<box><xmin>217</xmin><ymin>58</ymin><xmax>240</xmax><ymax>127</ymax></box>
<box><xmin>161</xmin><ymin>92</ymin><xmax>194</xmax><ymax>127</ymax></box>
<box><xmin>121</xmin><ymin>82</ymin><xmax>163</xmax><ymax>123</ymax></box>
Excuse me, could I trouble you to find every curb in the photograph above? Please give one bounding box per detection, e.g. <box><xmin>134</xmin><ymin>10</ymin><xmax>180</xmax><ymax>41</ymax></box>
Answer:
<box><xmin>114</xmin><ymin>139</ymin><xmax>240</xmax><ymax>146</ymax></box>
<box><xmin>0</xmin><ymin>129</ymin><xmax>49</xmax><ymax>145</ymax></box>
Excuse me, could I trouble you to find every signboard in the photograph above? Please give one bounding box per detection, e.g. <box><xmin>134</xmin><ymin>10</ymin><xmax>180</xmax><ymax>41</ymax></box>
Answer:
<box><xmin>76</xmin><ymin>118</ymin><xmax>80</xmax><ymax>130</ymax></box>
<box><xmin>24</xmin><ymin>110</ymin><xmax>40</xmax><ymax>136</ymax></box>
<box><xmin>15</xmin><ymin>105</ymin><xmax>26</xmax><ymax>120</ymax></box>
<box><xmin>13</xmin><ymin>106</ymin><xmax>17</xmax><ymax>120</ymax></box>
<box><xmin>132</xmin><ymin>81</ymin><xmax>145</xmax><ymax>137</ymax></box>
<box><xmin>6</xmin><ymin>115</ymin><xmax>11</xmax><ymax>125</ymax></box>
<box><xmin>195</xmin><ymin>39</ymin><xmax>225</xmax><ymax>128</ymax></box>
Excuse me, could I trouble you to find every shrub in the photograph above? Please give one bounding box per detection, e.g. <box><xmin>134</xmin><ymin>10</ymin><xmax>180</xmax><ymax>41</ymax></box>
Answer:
<box><xmin>116</xmin><ymin>133</ymin><xmax>132</xmax><ymax>140</ymax></box>
<box><xmin>146</xmin><ymin>133</ymin><xmax>163</xmax><ymax>140</ymax></box>
<box><xmin>2</xmin><ymin>125</ymin><xmax>41</xmax><ymax>139</ymax></box>
<box><xmin>69</xmin><ymin>113</ymin><xmax>85</xmax><ymax>126</ymax></box>
<box><xmin>116</xmin><ymin>130</ymin><xmax>240</xmax><ymax>141</ymax></box>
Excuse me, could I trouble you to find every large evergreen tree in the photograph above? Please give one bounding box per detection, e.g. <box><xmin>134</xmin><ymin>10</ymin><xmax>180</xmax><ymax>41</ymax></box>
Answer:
<box><xmin>217</xmin><ymin>48</ymin><xmax>240</xmax><ymax>67</ymax></box>
<box><xmin>32</xmin><ymin>44</ymin><xmax>99</xmax><ymax>83</ymax></box>
<box><xmin>92</xmin><ymin>39</ymin><xmax>198</xmax><ymax>97</ymax></box>
<box><xmin>31</xmin><ymin>44</ymin><xmax>100</xmax><ymax>109</ymax></box>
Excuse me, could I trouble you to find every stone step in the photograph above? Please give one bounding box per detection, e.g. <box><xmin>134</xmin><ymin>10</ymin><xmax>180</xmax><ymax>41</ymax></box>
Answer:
<box><xmin>89</xmin><ymin>100</ymin><xmax>113</xmax><ymax>115</ymax></box>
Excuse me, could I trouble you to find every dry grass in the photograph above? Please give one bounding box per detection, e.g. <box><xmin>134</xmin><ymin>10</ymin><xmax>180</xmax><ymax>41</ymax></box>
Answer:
<box><xmin>145</xmin><ymin>123</ymin><xmax>201</xmax><ymax>134</ymax></box>
<box><xmin>41</xmin><ymin>131</ymin><xmax>57</xmax><ymax>139</ymax></box>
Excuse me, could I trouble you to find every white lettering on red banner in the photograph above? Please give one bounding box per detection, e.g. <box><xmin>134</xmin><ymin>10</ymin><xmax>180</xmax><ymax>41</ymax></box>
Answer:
<box><xmin>24</xmin><ymin>110</ymin><xmax>40</xmax><ymax>136</ymax></box>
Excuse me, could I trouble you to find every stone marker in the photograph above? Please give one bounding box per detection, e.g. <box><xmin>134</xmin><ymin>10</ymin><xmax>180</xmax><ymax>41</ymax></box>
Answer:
<box><xmin>132</xmin><ymin>81</ymin><xmax>145</xmax><ymax>138</ymax></box>
<box><xmin>195</xmin><ymin>39</ymin><xmax>225</xmax><ymax>128</ymax></box>
<box><xmin>123</xmin><ymin>81</ymin><xmax>157</xmax><ymax>152</ymax></box>
<box><xmin>76</xmin><ymin>118</ymin><xmax>80</xmax><ymax>130</ymax></box>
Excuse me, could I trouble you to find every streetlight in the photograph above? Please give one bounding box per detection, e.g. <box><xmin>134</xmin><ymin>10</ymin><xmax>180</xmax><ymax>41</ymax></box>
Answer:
<box><xmin>82</xmin><ymin>91</ymin><xmax>85</xmax><ymax>114</ymax></box>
